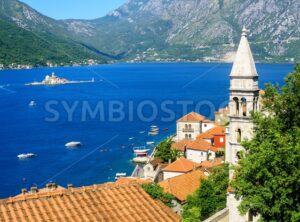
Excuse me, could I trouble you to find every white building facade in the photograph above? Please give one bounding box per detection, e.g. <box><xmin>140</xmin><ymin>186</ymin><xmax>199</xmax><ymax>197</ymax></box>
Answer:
<box><xmin>225</xmin><ymin>28</ymin><xmax>260</xmax><ymax>222</ymax></box>
<box><xmin>176</xmin><ymin>112</ymin><xmax>215</xmax><ymax>141</ymax></box>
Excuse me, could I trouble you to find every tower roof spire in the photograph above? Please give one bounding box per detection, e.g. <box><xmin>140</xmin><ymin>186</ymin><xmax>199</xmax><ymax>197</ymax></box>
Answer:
<box><xmin>230</xmin><ymin>27</ymin><xmax>258</xmax><ymax>77</ymax></box>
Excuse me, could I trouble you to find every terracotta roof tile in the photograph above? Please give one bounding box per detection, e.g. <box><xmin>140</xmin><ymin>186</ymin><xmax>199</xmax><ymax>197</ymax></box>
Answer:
<box><xmin>186</xmin><ymin>138</ymin><xmax>212</xmax><ymax>151</ymax></box>
<box><xmin>171</xmin><ymin>139</ymin><xmax>192</xmax><ymax>151</ymax></box>
<box><xmin>198</xmin><ymin>126</ymin><xmax>226</xmax><ymax>139</ymax></box>
<box><xmin>163</xmin><ymin>157</ymin><xmax>200</xmax><ymax>173</ymax></box>
<box><xmin>200</xmin><ymin>158</ymin><xmax>224</xmax><ymax>170</ymax></box>
<box><xmin>115</xmin><ymin>177</ymin><xmax>152</xmax><ymax>185</ymax></box>
<box><xmin>159</xmin><ymin>170</ymin><xmax>207</xmax><ymax>202</ymax></box>
<box><xmin>177</xmin><ymin>112</ymin><xmax>206</xmax><ymax>122</ymax></box>
<box><xmin>0</xmin><ymin>183</ymin><xmax>180</xmax><ymax>222</ymax></box>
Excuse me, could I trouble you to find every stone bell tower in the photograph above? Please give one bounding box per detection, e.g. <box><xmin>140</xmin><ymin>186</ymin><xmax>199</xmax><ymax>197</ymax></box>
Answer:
<box><xmin>225</xmin><ymin>27</ymin><xmax>260</xmax><ymax>222</ymax></box>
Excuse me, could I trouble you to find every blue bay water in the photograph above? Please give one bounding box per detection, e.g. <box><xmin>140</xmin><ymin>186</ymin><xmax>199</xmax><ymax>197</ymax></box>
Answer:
<box><xmin>0</xmin><ymin>63</ymin><xmax>294</xmax><ymax>198</ymax></box>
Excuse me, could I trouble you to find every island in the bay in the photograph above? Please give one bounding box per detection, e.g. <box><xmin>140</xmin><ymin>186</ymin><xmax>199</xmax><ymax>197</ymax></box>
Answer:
<box><xmin>25</xmin><ymin>72</ymin><xmax>95</xmax><ymax>86</ymax></box>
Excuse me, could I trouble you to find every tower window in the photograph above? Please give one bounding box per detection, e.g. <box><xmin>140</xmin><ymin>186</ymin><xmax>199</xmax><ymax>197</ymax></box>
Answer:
<box><xmin>236</xmin><ymin>129</ymin><xmax>242</xmax><ymax>143</ymax></box>
<box><xmin>241</xmin><ymin>97</ymin><xmax>247</xmax><ymax>116</ymax></box>
<box><xmin>233</xmin><ymin>97</ymin><xmax>239</xmax><ymax>115</ymax></box>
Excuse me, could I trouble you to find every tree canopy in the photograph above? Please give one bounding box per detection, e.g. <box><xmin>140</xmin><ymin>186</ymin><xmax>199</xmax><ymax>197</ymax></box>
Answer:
<box><xmin>182</xmin><ymin>164</ymin><xmax>229</xmax><ymax>222</ymax></box>
<box><xmin>141</xmin><ymin>183</ymin><xmax>175</xmax><ymax>208</ymax></box>
<box><xmin>232</xmin><ymin>65</ymin><xmax>300</xmax><ymax>222</ymax></box>
<box><xmin>154</xmin><ymin>138</ymin><xmax>181</xmax><ymax>163</ymax></box>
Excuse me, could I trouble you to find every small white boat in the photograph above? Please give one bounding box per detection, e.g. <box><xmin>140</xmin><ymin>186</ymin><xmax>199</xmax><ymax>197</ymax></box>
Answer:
<box><xmin>148</xmin><ymin>131</ymin><xmax>159</xmax><ymax>136</ymax></box>
<box><xmin>29</xmin><ymin>101</ymin><xmax>37</xmax><ymax>106</ymax></box>
<box><xmin>129</xmin><ymin>137</ymin><xmax>134</xmax><ymax>140</ymax></box>
<box><xmin>151</xmin><ymin>125</ymin><xmax>158</xmax><ymax>128</ymax></box>
<box><xmin>139</xmin><ymin>131</ymin><xmax>146</xmax><ymax>134</ymax></box>
<box><xmin>115</xmin><ymin>173</ymin><xmax>126</xmax><ymax>180</ymax></box>
<box><xmin>133</xmin><ymin>147</ymin><xmax>150</xmax><ymax>154</ymax></box>
<box><xmin>146</xmin><ymin>141</ymin><xmax>155</xmax><ymax>145</ymax></box>
<box><xmin>132</xmin><ymin>157</ymin><xmax>149</xmax><ymax>164</ymax></box>
<box><xmin>17</xmin><ymin>153</ymin><xmax>36</xmax><ymax>159</ymax></box>
<box><xmin>116</xmin><ymin>173</ymin><xmax>126</xmax><ymax>177</ymax></box>
<box><xmin>65</xmin><ymin>141</ymin><xmax>82</xmax><ymax>148</ymax></box>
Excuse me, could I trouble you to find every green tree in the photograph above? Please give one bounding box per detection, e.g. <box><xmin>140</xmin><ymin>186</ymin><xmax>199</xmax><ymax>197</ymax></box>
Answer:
<box><xmin>232</xmin><ymin>65</ymin><xmax>300</xmax><ymax>222</ymax></box>
<box><xmin>141</xmin><ymin>183</ymin><xmax>175</xmax><ymax>208</ymax></box>
<box><xmin>154</xmin><ymin>138</ymin><xmax>180</xmax><ymax>163</ymax></box>
<box><xmin>182</xmin><ymin>164</ymin><xmax>229</xmax><ymax>221</ymax></box>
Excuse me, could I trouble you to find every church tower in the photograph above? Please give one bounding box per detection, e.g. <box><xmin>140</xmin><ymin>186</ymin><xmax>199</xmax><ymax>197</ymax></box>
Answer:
<box><xmin>225</xmin><ymin>27</ymin><xmax>260</xmax><ymax>222</ymax></box>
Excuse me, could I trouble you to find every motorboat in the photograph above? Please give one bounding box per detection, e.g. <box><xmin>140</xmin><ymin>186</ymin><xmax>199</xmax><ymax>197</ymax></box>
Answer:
<box><xmin>17</xmin><ymin>153</ymin><xmax>36</xmax><ymax>159</ymax></box>
<box><xmin>132</xmin><ymin>157</ymin><xmax>149</xmax><ymax>164</ymax></box>
<box><xmin>29</xmin><ymin>101</ymin><xmax>37</xmax><ymax>106</ymax></box>
<box><xmin>146</xmin><ymin>141</ymin><xmax>155</xmax><ymax>145</ymax></box>
<box><xmin>148</xmin><ymin>131</ymin><xmax>159</xmax><ymax>136</ymax></box>
<box><xmin>65</xmin><ymin>141</ymin><xmax>82</xmax><ymax>148</ymax></box>
<box><xmin>115</xmin><ymin>173</ymin><xmax>126</xmax><ymax>180</ymax></box>
<box><xmin>133</xmin><ymin>147</ymin><xmax>150</xmax><ymax>154</ymax></box>
<box><xmin>129</xmin><ymin>137</ymin><xmax>134</xmax><ymax>140</ymax></box>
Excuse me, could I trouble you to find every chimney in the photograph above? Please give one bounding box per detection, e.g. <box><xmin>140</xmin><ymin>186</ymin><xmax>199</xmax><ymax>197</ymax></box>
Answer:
<box><xmin>30</xmin><ymin>186</ymin><xmax>38</xmax><ymax>193</ymax></box>
<box><xmin>168</xmin><ymin>159</ymin><xmax>172</xmax><ymax>164</ymax></box>
<box><xmin>21</xmin><ymin>188</ymin><xmax>27</xmax><ymax>195</ymax></box>
<box><xmin>67</xmin><ymin>184</ymin><xmax>73</xmax><ymax>189</ymax></box>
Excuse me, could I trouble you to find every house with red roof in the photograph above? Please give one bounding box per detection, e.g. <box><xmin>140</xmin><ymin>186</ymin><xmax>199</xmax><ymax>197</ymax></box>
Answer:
<box><xmin>175</xmin><ymin>112</ymin><xmax>216</xmax><ymax>141</ymax></box>
<box><xmin>162</xmin><ymin>157</ymin><xmax>200</xmax><ymax>180</ymax></box>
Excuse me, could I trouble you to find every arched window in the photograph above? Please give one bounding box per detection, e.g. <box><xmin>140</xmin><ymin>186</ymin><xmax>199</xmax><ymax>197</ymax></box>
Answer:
<box><xmin>189</xmin><ymin>124</ymin><xmax>192</xmax><ymax>129</ymax></box>
<box><xmin>236</xmin><ymin>129</ymin><xmax>242</xmax><ymax>143</ymax></box>
<box><xmin>233</xmin><ymin>97</ymin><xmax>239</xmax><ymax>115</ymax></box>
<box><xmin>236</xmin><ymin>151</ymin><xmax>243</xmax><ymax>160</ymax></box>
<box><xmin>241</xmin><ymin>97</ymin><xmax>247</xmax><ymax>116</ymax></box>
<box><xmin>185</xmin><ymin>124</ymin><xmax>188</xmax><ymax>128</ymax></box>
<box><xmin>185</xmin><ymin>134</ymin><xmax>188</xmax><ymax>139</ymax></box>
<box><xmin>189</xmin><ymin>134</ymin><xmax>192</xmax><ymax>139</ymax></box>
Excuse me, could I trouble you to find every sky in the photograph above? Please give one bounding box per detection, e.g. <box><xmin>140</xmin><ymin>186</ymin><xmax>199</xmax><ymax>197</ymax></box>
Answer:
<box><xmin>21</xmin><ymin>0</ymin><xmax>126</xmax><ymax>20</ymax></box>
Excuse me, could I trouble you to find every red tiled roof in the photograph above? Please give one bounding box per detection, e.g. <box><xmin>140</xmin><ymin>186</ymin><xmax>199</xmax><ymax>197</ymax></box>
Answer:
<box><xmin>198</xmin><ymin>126</ymin><xmax>226</xmax><ymax>139</ymax></box>
<box><xmin>171</xmin><ymin>139</ymin><xmax>192</xmax><ymax>151</ymax></box>
<box><xmin>215</xmin><ymin>107</ymin><xmax>229</xmax><ymax>114</ymax></box>
<box><xmin>0</xmin><ymin>183</ymin><xmax>180</xmax><ymax>222</ymax></box>
<box><xmin>115</xmin><ymin>177</ymin><xmax>152</xmax><ymax>185</ymax></box>
<box><xmin>159</xmin><ymin>170</ymin><xmax>207</xmax><ymax>202</ymax></box>
<box><xmin>177</xmin><ymin>112</ymin><xmax>206</xmax><ymax>122</ymax></box>
<box><xmin>200</xmin><ymin>158</ymin><xmax>224</xmax><ymax>170</ymax></box>
<box><xmin>163</xmin><ymin>157</ymin><xmax>200</xmax><ymax>173</ymax></box>
<box><xmin>186</xmin><ymin>138</ymin><xmax>212</xmax><ymax>151</ymax></box>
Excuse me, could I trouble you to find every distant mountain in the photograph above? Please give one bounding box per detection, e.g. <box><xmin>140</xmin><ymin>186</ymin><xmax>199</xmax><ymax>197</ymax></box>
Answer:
<box><xmin>62</xmin><ymin>0</ymin><xmax>300</xmax><ymax>62</ymax></box>
<box><xmin>1</xmin><ymin>0</ymin><xmax>299</xmax><ymax>66</ymax></box>
<box><xmin>0</xmin><ymin>0</ymin><xmax>109</xmax><ymax>67</ymax></box>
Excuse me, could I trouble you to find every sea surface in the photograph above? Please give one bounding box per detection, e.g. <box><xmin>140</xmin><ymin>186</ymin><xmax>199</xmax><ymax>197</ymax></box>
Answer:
<box><xmin>0</xmin><ymin>63</ymin><xmax>294</xmax><ymax>198</ymax></box>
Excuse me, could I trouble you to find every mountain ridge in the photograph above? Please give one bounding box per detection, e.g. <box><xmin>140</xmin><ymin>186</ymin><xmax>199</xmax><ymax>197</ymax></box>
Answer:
<box><xmin>1</xmin><ymin>0</ymin><xmax>299</xmax><ymax>66</ymax></box>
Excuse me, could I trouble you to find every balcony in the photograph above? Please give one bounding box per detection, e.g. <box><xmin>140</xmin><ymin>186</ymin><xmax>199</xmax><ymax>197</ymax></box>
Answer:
<box><xmin>182</xmin><ymin>128</ymin><xmax>194</xmax><ymax>133</ymax></box>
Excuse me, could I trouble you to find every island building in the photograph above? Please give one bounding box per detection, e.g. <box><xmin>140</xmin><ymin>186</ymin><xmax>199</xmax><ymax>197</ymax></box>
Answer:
<box><xmin>225</xmin><ymin>27</ymin><xmax>261</xmax><ymax>222</ymax></box>
<box><xmin>0</xmin><ymin>182</ymin><xmax>180</xmax><ymax>221</ymax></box>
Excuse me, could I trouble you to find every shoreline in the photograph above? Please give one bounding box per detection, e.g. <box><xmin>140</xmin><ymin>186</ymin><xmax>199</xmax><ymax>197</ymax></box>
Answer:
<box><xmin>0</xmin><ymin>61</ymin><xmax>295</xmax><ymax>71</ymax></box>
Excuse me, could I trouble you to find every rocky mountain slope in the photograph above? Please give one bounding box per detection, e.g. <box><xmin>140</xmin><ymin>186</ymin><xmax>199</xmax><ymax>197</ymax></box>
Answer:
<box><xmin>1</xmin><ymin>0</ymin><xmax>299</xmax><ymax>65</ymax></box>
<box><xmin>62</xmin><ymin>0</ymin><xmax>300</xmax><ymax>62</ymax></box>
<box><xmin>0</xmin><ymin>0</ymin><xmax>109</xmax><ymax>67</ymax></box>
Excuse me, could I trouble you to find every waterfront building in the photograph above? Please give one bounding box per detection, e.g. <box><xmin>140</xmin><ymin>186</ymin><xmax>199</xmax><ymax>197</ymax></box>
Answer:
<box><xmin>162</xmin><ymin>157</ymin><xmax>200</xmax><ymax>180</ymax></box>
<box><xmin>175</xmin><ymin>112</ymin><xmax>215</xmax><ymax>141</ymax></box>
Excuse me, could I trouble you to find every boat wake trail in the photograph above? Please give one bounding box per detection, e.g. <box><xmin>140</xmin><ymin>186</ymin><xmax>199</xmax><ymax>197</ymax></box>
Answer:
<box><xmin>0</xmin><ymin>85</ymin><xmax>16</xmax><ymax>95</ymax></box>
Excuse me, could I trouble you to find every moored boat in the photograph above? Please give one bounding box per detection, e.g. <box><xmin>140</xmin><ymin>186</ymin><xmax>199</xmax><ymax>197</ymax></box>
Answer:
<box><xmin>29</xmin><ymin>101</ymin><xmax>37</xmax><ymax>106</ymax></box>
<box><xmin>146</xmin><ymin>141</ymin><xmax>155</xmax><ymax>145</ymax></box>
<box><xmin>17</xmin><ymin>153</ymin><xmax>36</xmax><ymax>159</ymax></box>
<box><xmin>65</xmin><ymin>141</ymin><xmax>82</xmax><ymax>148</ymax></box>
